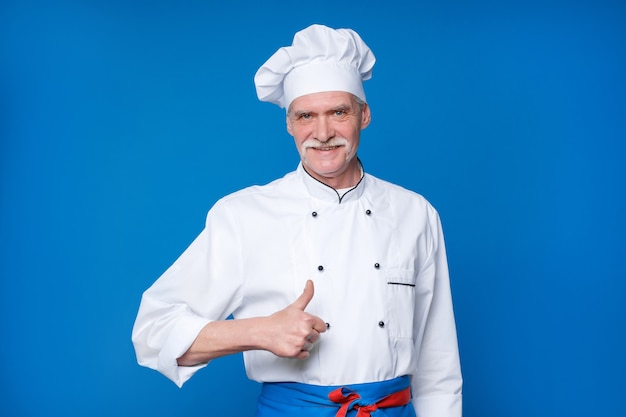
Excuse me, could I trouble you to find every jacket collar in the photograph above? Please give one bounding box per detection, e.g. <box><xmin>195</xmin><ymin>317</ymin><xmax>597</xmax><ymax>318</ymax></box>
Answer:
<box><xmin>297</xmin><ymin>161</ymin><xmax>366</xmax><ymax>203</ymax></box>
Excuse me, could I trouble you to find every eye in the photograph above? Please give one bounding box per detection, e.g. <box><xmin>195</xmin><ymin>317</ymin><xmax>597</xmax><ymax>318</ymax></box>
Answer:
<box><xmin>334</xmin><ymin>110</ymin><xmax>346</xmax><ymax>116</ymax></box>
<box><xmin>299</xmin><ymin>113</ymin><xmax>312</xmax><ymax>120</ymax></box>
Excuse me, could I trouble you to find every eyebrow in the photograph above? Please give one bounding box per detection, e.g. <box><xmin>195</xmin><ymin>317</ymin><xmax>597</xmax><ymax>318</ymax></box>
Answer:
<box><xmin>293</xmin><ymin>109</ymin><xmax>313</xmax><ymax>117</ymax></box>
<box><xmin>292</xmin><ymin>104</ymin><xmax>352</xmax><ymax>117</ymax></box>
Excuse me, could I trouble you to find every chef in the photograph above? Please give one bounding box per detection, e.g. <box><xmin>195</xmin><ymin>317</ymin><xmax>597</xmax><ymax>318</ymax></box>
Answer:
<box><xmin>132</xmin><ymin>24</ymin><xmax>463</xmax><ymax>417</ymax></box>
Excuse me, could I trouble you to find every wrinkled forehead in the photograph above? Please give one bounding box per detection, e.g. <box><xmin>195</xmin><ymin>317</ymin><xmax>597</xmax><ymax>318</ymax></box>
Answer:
<box><xmin>288</xmin><ymin>91</ymin><xmax>359</xmax><ymax>114</ymax></box>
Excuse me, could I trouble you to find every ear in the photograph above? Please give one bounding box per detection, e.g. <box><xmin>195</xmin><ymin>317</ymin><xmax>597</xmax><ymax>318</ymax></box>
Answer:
<box><xmin>286</xmin><ymin>114</ymin><xmax>294</xmax><ymax>136</ymax></box>
<box><xmin>360</xmin><ymin>103</ymin><xmax>371</xmax><ymax>130</ymax></box>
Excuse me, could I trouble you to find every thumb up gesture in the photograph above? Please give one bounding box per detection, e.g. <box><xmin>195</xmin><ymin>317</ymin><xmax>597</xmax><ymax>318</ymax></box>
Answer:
<box><xmin>263</xmin><ymin>280</ymin><xmax>327</xmax><ymax>359</ymax></box>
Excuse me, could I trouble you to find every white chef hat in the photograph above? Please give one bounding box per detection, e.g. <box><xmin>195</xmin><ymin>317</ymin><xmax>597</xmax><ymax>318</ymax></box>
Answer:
<box><xmin>254</xmin><ymin>24</ymin><xmax>376</xmax><ymax>109</ymax></box>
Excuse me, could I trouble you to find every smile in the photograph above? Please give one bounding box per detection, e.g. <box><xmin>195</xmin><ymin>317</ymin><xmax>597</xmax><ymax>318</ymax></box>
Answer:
<box><xmin>312</xmin><ymin>145</ymin><xmax>341</xmax><ymax>151</ymax></box>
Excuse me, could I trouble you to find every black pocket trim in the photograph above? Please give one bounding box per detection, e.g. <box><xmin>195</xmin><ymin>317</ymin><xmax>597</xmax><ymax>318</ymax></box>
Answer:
<box><xmin>387</xmin><ymin>281</ymin><xmax>416</xmax><ymax>287</ymax></box>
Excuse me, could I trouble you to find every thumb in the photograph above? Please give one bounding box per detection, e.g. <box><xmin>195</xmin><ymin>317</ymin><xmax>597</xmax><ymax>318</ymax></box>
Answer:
<box><xmin>291</xmin><ymin>279</ymin><xmax>314</xmax><ymax>311</ymax></box>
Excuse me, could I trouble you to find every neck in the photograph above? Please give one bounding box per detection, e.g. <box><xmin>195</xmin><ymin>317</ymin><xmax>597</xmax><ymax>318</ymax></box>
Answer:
<box><xmin>303</xmin><ymin>159</ymin><xmax>362</xmax><ymax>190</ymax></box>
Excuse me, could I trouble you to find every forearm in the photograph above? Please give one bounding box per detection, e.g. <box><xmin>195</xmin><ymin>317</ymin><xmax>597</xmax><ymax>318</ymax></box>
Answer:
<box><xmin>178</xmin><ymin>281</ymin><xmax>326</xmax><ymax>366</ymax></box>
<box><xmin>177</xmin><ymin>317</ymin><xmax>267</xmax><ymax>366</ymax></box>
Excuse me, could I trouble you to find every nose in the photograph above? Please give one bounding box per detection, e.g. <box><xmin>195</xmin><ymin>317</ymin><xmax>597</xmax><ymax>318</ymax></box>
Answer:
<box><xmin>313</xmin><ymin>116</ymin><xmax>334</xmax><ymax>142</ymax></box>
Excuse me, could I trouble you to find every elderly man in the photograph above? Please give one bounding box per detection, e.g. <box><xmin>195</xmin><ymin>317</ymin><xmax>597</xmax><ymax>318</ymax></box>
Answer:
<box><xmin>132</xmin><ymin>24</ymin><xmax>462</xmax><ymax>417</ymax></box>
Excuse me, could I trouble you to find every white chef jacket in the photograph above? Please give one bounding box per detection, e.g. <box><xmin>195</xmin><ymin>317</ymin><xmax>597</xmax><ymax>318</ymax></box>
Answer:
<box><xmin>132</xmin><ymin>163</ymin><xmax>462</xmax><ymax>416</ymax></box>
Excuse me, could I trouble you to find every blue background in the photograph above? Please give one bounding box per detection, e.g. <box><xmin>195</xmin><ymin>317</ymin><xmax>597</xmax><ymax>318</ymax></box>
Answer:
<box><xmin>1</xmin><ymin>1</ymin><xmax>625</xmax><ymax>416</ymax></box>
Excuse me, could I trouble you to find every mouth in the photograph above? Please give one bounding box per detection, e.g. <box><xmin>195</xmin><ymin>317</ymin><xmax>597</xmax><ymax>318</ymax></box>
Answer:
<box><xmin>312</xmin><ymin>145</ymin><xmax>342</xmax><ymax>151</ymax></box>
<box><xmin>301</xmin><ymin>138</ymin><xmax>349</xmax><ymax>159</ymax></box>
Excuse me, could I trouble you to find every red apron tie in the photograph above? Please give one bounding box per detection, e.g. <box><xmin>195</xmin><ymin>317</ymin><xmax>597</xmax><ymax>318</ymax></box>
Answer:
<box><xmin>328</xmin><ymin>386</ymin><xmax>411</xmax><ymax>417</ymax></box>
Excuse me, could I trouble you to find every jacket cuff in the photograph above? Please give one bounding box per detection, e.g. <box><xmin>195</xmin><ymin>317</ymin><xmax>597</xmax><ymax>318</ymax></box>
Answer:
<box><xmin>158</xmin><ymin>315</ymin><xmax>211</xmax><ymax>387</ymax></box>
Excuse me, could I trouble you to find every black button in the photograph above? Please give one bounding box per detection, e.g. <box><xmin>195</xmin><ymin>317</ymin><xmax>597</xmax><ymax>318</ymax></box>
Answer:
<box><xmin>312</xmin><ymin>211</ymin><xmax>318</xmax><ymax>217</ymax></box>
<box><xmin>374</xmin><ymin>263</ymin><xmax>380</xmax><ymax>269</ymax></box>
<box><xmin>326</xmin><ymin>322</ymin><xmax>331</xmax><ymax>329</ymax></box>
<box><xmin>378</xmin><ymin>321</ymin><xmax>385</xmax><ymax>328</ymax></box>
<box><xmin>365</xmin><ymin>209</ymin><xmax>372</xmax><ymax>215</ymax></box>
<box><xmin>318</xmin><ymin>265</ymin><xmax>324</xmax><ymax>271</ymax></box>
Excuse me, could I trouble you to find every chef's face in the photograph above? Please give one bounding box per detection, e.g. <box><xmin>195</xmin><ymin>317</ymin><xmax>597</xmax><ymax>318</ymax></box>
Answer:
<box><xmin>286</xmin><ymin>91</ymin><xmax>371</xmax><ymax>189</ymax></box>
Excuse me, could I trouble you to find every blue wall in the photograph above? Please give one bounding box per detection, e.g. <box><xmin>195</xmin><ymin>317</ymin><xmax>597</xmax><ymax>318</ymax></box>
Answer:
<box><xmin>1</xmin><ymin>1</ymin><xmax>624</xmax><ymax>416</ymax></box>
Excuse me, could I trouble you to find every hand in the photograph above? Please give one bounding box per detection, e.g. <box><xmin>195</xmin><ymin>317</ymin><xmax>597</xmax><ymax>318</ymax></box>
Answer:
<box><xmin>263</xmin><ymin>280</ymin><xmax>327</xmax><ymax>359</ymax></box>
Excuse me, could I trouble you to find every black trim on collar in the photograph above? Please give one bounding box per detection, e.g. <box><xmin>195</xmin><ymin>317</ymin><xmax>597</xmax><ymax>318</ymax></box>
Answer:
<box><xmin>301</xmin><ymin>159</ymin><xmax>365</xmax><ymax>203</ymax></box>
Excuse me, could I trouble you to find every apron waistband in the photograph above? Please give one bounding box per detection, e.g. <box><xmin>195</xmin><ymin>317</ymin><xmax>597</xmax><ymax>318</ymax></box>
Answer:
<box><xmin>258</xmin><ymin>376</ymin><xmax>412</xmax><ymax>417</ymax></box>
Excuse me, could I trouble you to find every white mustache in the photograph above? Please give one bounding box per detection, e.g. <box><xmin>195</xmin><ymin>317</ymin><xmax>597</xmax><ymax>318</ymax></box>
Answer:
<box><xmin>300</xmin><ymin>137</ymin><xmax>355</xmax><ymax>163</ymax></box>
<box><xmin>301</xmin><ymin>137</ymin><xmax>349</xmax><ymax>150</ymax></box>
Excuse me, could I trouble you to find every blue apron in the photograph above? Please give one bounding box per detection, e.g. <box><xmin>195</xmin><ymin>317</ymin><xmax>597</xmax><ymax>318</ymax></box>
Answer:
<box><xmin>255</xmin><ymin>375</ymin><xmax>416</xmax><ymax>417</ymax></box>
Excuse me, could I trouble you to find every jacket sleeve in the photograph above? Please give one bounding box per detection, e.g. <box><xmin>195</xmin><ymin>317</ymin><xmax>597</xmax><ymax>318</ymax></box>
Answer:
<box><xmin>131</xmin><ymin>203</ymin><xmax>244</xmax><ymax>387</ymax></box>
<box><xmin>411</xmin><ymin>208</ymin><xmax>463</xmax><ymax>416</ymax></box>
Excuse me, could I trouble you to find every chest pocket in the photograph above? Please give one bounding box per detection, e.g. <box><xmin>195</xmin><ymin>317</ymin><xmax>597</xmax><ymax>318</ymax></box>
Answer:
<box><xmin>386</xmin><ymin>269</ymin><xmax>417</xmax><ymax>340</ymax></box>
